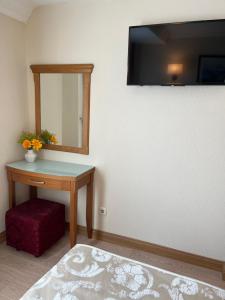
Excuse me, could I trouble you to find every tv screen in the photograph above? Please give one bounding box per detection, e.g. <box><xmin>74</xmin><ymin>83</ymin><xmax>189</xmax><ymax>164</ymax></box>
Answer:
<box><xmin>127</xmin><ymin>20</ymin><xmax>225</xmax><ymax>86</ymax></box>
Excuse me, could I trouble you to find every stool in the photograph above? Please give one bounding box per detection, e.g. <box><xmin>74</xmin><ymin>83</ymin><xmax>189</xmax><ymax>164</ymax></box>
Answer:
<box><xmin>5</xmin><ymin>198</ymin><xmax>65</xmax><ymax>257</ymax></box>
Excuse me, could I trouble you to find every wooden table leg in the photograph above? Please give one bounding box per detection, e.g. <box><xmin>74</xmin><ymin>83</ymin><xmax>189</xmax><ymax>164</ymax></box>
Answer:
<box><xmin>86</xmin><ymin>173</ymin><xmax>94</xmax><ymax>238</ymax></box>
<box><xmin>8</xmin><ymin>176</ymin><xmax>15</xmax><ymax>209</ymax></box>
<box><xmin>29</xmin><ymin>186</ymin><xmax>37</xmax><ymax>200</ymax></box>
<box><xmin>69</xmin><ymin>181</ymin><xmax>78</xmax><ymax>248</ymax></box>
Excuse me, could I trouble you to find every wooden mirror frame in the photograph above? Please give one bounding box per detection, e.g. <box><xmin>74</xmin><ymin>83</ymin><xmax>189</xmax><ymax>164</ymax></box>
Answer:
<box><xmin>30</xmin><ymin>64</ymin><xmax>94</xmax><ymax>154</ymax></box>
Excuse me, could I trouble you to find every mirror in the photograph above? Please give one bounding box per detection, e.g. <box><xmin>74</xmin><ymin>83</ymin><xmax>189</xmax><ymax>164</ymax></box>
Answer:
<box><xmin>30</xmin><ymin>64</ymin><xmax>94</xmax><ymax>154</ymax></box>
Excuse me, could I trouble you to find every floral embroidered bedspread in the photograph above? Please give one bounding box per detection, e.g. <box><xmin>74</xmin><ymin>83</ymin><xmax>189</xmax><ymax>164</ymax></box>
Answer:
<box><xmin>20</xmin><ymin>244</ymin><xmax>225</xmax><ymax>300</ymax></box>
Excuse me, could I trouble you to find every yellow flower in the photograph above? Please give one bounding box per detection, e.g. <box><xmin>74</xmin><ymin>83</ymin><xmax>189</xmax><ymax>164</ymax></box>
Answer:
<box><xmin>22</xmin><ymin>139</ymin><xmax>31</xmax><ymax>150</ymax></box>
<box><xmin>31</xmin><ymin>139</ymin><xmax>42</xmax><ymax>151</ymax></box>
<box><xmin>50</xmin><ymin>135</ymin><xmax>57</xmax><ymax>144</ymax></box>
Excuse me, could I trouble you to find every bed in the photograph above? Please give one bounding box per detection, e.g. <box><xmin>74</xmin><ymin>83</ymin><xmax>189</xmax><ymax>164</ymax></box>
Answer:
<box><xmin>20</xmin><ymin>244</ymin><xmax>225</xmax><ymax>300</ymax></box>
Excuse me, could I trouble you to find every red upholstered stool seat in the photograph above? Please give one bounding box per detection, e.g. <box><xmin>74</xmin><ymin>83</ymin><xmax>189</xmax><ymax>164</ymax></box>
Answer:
<box><xmin>5</xmin><ymin>199</ymin><xmax>65</xmax><ymax>257</ymax></box>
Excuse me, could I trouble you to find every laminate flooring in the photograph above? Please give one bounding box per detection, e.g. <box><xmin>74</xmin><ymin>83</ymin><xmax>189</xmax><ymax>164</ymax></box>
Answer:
<box><xmin>0</xmin><ymin>234</ymin><xmax>224</xmax><ymax>300</ymax></box>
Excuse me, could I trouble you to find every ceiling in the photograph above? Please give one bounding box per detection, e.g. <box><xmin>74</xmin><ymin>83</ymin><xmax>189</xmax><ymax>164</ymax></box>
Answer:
<box><xmin>0</xmin><ymin>0</ymin><xmax>69</xmax><ymax>23</ymax></box>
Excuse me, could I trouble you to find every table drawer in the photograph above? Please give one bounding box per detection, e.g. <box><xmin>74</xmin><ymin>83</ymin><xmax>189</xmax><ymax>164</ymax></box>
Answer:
<box><xmin>12</xmin><ymin>173</ymin><xmax>70</xmax><ymax>191</ymax></box>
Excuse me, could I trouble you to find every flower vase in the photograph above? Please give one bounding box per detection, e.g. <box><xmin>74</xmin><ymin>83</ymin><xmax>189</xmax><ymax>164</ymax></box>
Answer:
<box><xmin>25</xmin><ymin>149</ymin><xmax>37</xmax><ymax>163</ymax></box>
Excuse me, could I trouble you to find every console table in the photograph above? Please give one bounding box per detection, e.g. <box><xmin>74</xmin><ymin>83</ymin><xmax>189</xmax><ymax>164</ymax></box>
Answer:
<box><xmin>6</xmin><ymin>160</ymin><xmax>95</xmax><ymax>248</ymax></box>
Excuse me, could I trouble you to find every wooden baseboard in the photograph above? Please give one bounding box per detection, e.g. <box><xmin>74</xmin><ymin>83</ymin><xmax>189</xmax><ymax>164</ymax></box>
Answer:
<box><xmin>0</xmin><ymin>231</ymin><xmax>6</xmax><ymax>243</ymax></box>
<box><xmin>77</xmin><ymin>225</ymin><xmax>224</xmax><ymax>275</ymax></box>
<box><xmin>1</xmin><ymin>225</ymin><xmax>224</xmax><ymax>278</ymax></box>
<box><xmin>222</xmin><ymin>264</ymin><xmax>225</xmax><ymax>281</ymax></box>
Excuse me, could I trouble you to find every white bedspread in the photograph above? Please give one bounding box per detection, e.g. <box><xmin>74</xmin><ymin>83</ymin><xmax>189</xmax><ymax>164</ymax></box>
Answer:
<box><xmin>20</xmin><ymin>244</ymin><xmax>225</xmax><ymax>300</ymax></box>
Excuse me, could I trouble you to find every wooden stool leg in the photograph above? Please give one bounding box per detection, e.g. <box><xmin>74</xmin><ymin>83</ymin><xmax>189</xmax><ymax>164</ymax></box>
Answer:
<box><xmin>222</xmin><ymin>263</ymin><xmax>225</xmax><ymax>281</ymax></box>
<box><xmin>69</xmin><ymin>182</ymin><xmax>78</xmax><ymax>248</ymax></box>
<box><xmin>86</xmin><ymin>173</ymin><xmax>94</xmax><ymax>238</ymax></box>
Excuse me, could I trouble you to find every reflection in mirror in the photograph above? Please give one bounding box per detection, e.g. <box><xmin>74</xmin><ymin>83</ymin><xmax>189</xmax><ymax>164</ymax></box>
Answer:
<box><xmin>40</xmin><ymin>73</ymin><xmax>83</xmax><ymax>148</ymax></box>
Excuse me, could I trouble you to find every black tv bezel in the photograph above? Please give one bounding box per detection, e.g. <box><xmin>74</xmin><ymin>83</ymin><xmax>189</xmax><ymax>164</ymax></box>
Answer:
<box><xmin>127</xmin><ymin>19</ymin><xmax>225</xmax><ymax>86</ymax></box>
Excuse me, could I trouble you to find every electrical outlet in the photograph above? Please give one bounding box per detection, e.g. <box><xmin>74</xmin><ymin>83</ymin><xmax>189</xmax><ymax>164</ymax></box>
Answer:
<box><xmin>99</xmin><ymin>207</ymin><xmax>107</xmax><ymax>216</ymax></box>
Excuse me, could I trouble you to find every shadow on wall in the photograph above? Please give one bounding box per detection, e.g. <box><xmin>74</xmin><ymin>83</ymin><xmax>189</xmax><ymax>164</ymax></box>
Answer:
<box><xmin>94</xmin><ymin>168</ymin><xmax>106</xmax><ymax>231</ymax></box>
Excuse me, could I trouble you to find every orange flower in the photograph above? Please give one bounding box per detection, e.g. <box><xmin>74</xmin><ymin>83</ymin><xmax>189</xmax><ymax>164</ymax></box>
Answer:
<box><xmin>50</xmin><ymin>135</ymin><xmax>57</xmax><ymax>144</ymax></box>
<box><xmin>22</xmin><ymin>139</ymin><xmax>31</xmax><ymax>150</ymax></box>
<box><xmin>31</xmin><ymin>139</ymin><xmax>42</xmax><ymax>151</ymax></box>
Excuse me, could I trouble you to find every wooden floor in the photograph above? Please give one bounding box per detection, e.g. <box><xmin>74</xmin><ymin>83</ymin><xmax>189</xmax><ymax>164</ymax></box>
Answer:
<box><xmin>0</xmin><ymin>233</ymin><xmax>224</xmax><ymax>300</ymax></box>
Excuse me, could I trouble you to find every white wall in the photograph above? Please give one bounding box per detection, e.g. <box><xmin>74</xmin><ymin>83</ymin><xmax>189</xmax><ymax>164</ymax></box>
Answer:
<box><xmin>0</xmin><ymin>13</ymin><xmax>28</xmax><ymax>233</ymax></box>
<box><xmin>26</xmin><ymin>0</ymin><xmax>225</xmax><ymax>261</ymax></box>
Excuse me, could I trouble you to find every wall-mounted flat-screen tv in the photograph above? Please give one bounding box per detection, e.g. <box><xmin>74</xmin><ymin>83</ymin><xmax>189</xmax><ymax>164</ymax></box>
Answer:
<box><xmin>127</xmin><ymin>20</ymin><xmax>225</xmax><ymax>86</ymax></box>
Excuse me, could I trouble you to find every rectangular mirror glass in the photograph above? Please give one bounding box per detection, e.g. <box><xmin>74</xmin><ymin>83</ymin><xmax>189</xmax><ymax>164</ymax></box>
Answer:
<box><xmin>40</xmin><ymin>73</ymin><xmax>83</xmax><ymax>148</ymax></box>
